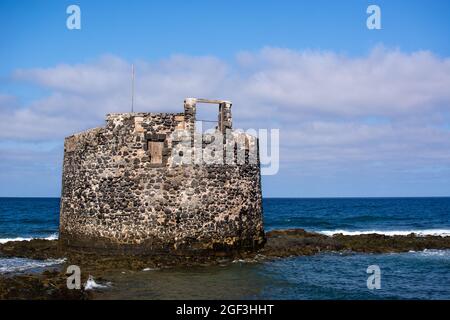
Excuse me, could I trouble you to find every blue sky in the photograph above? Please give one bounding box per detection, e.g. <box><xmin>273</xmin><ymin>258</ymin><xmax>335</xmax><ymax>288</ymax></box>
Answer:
<box><xmin>1</xmin><ymin>0</ymin><xmax>450</xmax><ymax>197</ymax></box>
<box><xmin>2</xmin><ymin>0</ymin><xmax>450</xmax><ymax>70</ymax></box>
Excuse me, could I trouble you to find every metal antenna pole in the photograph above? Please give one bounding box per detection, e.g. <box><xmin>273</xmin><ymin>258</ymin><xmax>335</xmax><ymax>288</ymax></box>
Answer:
<box><xmin>131</xmin><ymin>64</ymin><xmax>135</xmax><ymax>113</ymax></box>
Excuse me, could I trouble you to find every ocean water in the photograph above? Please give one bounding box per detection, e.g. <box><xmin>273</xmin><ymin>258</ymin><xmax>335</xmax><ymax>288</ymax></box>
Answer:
<box><xmin>0</xmin><ymin>197</ymin><xmax>59</xmax><ymax>242</ymax></box>
<box><xmin>1</xmin><ymin>197</ymin><xmax>450</xmax><ymax>299</ymax></box>
<box><xmin>264</xmin><ymin>197</ymin><xmax>450</xmax><ymax>235</ymax></box>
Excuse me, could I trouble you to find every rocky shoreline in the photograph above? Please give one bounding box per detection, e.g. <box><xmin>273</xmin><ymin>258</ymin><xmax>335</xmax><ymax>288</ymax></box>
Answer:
<box><xmin>1</xmin><ymin>229</ymin><xmax>450</xmax><ymax>300</ymax></box>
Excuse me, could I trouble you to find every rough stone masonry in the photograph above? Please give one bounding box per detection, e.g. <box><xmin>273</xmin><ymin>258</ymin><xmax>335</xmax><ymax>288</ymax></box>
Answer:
<box><xmin>59</xmin><ymin>98</ymin><xmax>265</xmax><ymax>254</ymax></box>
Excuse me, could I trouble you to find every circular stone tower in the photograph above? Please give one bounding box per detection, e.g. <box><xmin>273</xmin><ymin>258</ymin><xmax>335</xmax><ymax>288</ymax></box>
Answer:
<box><xmin>59</xmin><ymin>98</ymin><xmax>265</xmax><ymax>254</ymax></box>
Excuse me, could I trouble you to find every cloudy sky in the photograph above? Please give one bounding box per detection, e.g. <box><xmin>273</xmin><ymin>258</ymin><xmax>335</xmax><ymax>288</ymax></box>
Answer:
<box><xmin>1</xmin><ymin>0</ymin><xmax>450</xmax><ymax>197</ymax></box>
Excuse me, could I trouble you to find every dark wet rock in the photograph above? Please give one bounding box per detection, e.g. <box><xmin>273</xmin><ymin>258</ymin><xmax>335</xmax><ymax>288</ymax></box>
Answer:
<box><xmin>0</xmin><ymin>270</ymin><xmax>91</xmax><ymax>300</ymax></box>
<box><xmin>2</xmin><ymin>229</ymin><xmax>450</xmax><ymax>269</ymax></box>
<box><xmin>262</xmin><ymin>229</ymin><xmax>450</xmax><ymax>256</ymax></box>
<box><xmin>0</xmin><ymin>239</ymin><xmax>60</xmax><ymax>260</ymax></box>
<box><xmin>1</xmin><ymin>228</ymin><xmax>450</xmax><ymax>300</ymax></box>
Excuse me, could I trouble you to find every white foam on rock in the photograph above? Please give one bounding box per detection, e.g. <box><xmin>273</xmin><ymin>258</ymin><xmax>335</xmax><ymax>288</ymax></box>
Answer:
<box><xmin>84</xmin><ymin>275</ymin><xmax>110</xmax><ymax>290</ymax></box>
<box><xmin>0</xmin><ymin>233</ymin><xmax>58</xmax><ymax>244</ymax></box>
<box><xmin>0</xmin><ymin>257</ymin><xmax>66</xmax><ymax>274</ymax></box>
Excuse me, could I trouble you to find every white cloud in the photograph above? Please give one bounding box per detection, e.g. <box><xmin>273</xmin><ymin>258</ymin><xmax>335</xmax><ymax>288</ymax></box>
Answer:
<box><xmin>0</xmin><ymin>94</ymin><xmax>20</xmax><ymax>113</ymax></box>
<box><xmin>235</xmin><ymin>46</ymin><xmax>450</xmax><ymax>117</ymax></box>
<box><xmin>13</xmin><ymin>55</ymin><xmax>130</xmax><ymax>95</ymax></box>
<box><xmin>1</xmin><ymin>46</ymin><xmax>450</xmax><ymax>191</ymax></box>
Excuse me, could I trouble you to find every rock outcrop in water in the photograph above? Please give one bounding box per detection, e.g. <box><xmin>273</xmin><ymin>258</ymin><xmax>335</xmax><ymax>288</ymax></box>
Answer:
<box><xmin>1</xmin><ymin>229</ymin><xmax>450</xmax><ymax>299</ymax></box>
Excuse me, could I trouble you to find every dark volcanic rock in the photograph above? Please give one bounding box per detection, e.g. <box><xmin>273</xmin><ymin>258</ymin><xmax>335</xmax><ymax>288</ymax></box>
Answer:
<box><xmin>1</xmin><ymin>229</ymin><xmax>450</xmax><ymax>300</ymax></box>
<box><xmin>263</xmin><ymin>229</ymin><xmax>450</xmax><ymax>256</ymax></box>
<box><xmin>0</xmin><ymin>239</ymin><xmax>60</xmax><ymax>260</ymax></box>
<box><xmin>0</xmin><ymin>270</ymin><xmax>91</xmax><ymax>300</ymax></box>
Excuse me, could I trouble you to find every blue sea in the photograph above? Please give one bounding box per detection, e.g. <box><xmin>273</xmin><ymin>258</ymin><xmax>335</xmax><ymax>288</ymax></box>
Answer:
<box><xmin>1</xmin><ymin>197</ymin><xmax>450</xmax><ymax>299</ymax></box>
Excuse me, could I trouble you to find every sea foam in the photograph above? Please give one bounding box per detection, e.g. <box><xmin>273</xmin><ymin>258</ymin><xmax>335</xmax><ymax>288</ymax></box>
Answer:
<box><xmin>0</xmin><ymin>257</ymin><xmax>66</xmax><ymax>274</ymax></box>
<box><xmin>85</xmin><ymin>275</ymin><xmax>110</xmax><ymax>290</ymax></box>
<box><xmin>417</xmin><ymin>249</ymin><xmax>450</xmax><ymax>257</ymax></box>
<box><xmin>0</xmin><ymin>233</ymin><xmax>58</xmax><ymax>244</ymax></box>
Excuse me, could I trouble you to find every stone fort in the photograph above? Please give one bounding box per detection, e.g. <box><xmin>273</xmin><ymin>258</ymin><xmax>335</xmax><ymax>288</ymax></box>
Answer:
<box><xmin>59</xmin><ymin>98</ymin><xmax>265</xmax><ymax>253</ymax></box>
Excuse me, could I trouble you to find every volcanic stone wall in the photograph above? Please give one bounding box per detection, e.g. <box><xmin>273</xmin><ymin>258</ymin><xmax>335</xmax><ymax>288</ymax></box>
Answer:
<box><xmin>59</xmin><ymin>102</ymin><xmax>265</xmax><ymax>254</ymax></box>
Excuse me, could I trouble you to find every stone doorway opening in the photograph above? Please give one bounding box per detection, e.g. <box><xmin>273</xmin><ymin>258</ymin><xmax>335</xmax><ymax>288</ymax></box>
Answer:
<box><xmin>184</xmin><ymin>98</ymin><xmax>232</xmax><ymax>134</ymax></box>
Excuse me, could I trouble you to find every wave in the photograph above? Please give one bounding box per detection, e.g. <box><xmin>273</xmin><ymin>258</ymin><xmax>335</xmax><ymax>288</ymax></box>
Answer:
<box><xmin>417</xmin><ymin>249</ymin><xmax>450</xmax><ymax>257</ymax></box>
<box><xmin>85</xmin><ymin>275</ymin><xmax>110</xmax><ymax>290</ymax></box>
<box><xmin>0</xmin><ymin>233</ymin><xmax>58</xmax><ymax>244</ymax></box>
<box><xmin>318</xmin><ymin>229</ymin><xmax>450</xmax><ymax>237</ymax></box>
<box><xmin>142</xmin><ymin>267</ymin><xmax>160</xmax><ymax>271</ymax></box>
<box><xmin>0</xmin><ymin>257</ymin><xmax>66</xmax><ymax>274</ymax></box>
<box><xmin>407</xmin><ymin>249</ymin><xmax>450</xmax><ymax>258</ymax></box>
